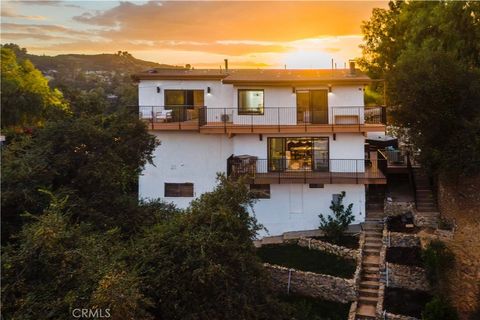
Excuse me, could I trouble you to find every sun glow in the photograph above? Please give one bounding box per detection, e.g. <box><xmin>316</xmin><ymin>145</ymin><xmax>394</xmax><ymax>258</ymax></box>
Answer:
<box><xmin>282</xmin><ymin>49</ymin><xmax>335</xmax><ymax>69</ymax></box>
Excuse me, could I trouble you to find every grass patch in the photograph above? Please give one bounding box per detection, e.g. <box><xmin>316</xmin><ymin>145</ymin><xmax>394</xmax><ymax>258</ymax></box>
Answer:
<box><xmin>257</xmin><ymin>243</ymin><xmax>356</xmax><ymax>278</ymax></box>
<box><xmin>280</xmin><ymin>294</ymin><xmax>350</xmax><ymax>320</ymax></box>
<box><xmin>311</xmin><ymin>235</ymin><xmax>359</xmax><ymax>249</ymax></box>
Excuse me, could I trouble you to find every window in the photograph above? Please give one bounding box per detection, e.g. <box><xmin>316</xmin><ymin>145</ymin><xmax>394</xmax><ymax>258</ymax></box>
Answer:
<box><xmin>250</xmin><ymin>184</ymin><xmax>270</xmax><ymax>199</ymax></box>
<box><xmin>165</xmin><ymin>183</ymin><xmax>194</xmax><ymax>197</ymax></box>
<box><xmin>309</xmin><ymin>184</ymin><xmax>324</xmax><ymax>188</ymax></box>
<box><xmin>268</xmin><ymin>137</ymin><xmax>329</xmax><ymax>172</ymax></box>
<box><xmin>238</xmin><ymin>89</ymin><xmax>264</xmax><ymax>115</ymax></box>
<box><xmin>164</xmin><ymin>90</ymin><xmax>204</xmax><ymax>121</ymax></box>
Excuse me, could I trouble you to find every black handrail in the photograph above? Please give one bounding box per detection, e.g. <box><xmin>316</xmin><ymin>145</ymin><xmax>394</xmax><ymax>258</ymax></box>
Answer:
<box><xmin>406</xmin><ymin>151</ymin><xmax>418</xmax><ymax>209</ymax></box>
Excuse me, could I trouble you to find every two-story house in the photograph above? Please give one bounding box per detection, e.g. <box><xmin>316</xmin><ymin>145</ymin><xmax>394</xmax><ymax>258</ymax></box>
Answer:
<box><xmin>133</xmin><ymin>61</ymin><xmax>386</xmax><ymax>236</ymax></box>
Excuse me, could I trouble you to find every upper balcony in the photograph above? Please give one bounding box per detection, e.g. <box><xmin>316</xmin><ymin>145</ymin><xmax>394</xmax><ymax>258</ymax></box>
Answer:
<box><xmin>139</xmin><ymin>105</ymin><xmax>386</xmax><ymax>134</ymax></box>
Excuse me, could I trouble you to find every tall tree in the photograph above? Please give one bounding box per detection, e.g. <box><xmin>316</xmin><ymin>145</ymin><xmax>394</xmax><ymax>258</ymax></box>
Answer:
<box><xmin>1</xmin><ymin>47</ymin><xmax>68</xmax><ymax>129</ymax></box>
<box><xmin>360</xmin><ymin>1</ymin><xmax>480</xmax><ymax>176</ymax></box>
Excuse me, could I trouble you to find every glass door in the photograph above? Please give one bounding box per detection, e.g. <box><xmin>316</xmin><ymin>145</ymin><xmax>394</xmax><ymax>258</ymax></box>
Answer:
<box><xmin>310</xmin><ymin>90</ymin><xmax>328</xmax><ymax>124</ymax></box>
<box><xmin>312</xmin><ymin>138</ymin><xmax>329</xmax><ymax>171</ymax></box>
<box><xmin>268</xmin><ymin>138</ymin><xmax>285</xmax><ymax>172</ymax></box>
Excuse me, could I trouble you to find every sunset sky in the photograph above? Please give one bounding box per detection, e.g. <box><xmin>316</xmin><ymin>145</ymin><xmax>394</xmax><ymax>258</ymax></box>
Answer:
<box><xmin>1</xmin><ymin>1</ymin><xmax>388</xmax><ymax>68</ymax></box>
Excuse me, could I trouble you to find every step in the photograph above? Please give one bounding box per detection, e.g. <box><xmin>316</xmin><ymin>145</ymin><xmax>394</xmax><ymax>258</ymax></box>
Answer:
<box><xmin>362</xmin><ymin>255</ymin><xmax>380</xmax><ymax>266</ymax></box>
<box><xmin>363</xmin><ymin>266</ymin><xmax>380</xmax><ymax>273</ymax></box>
<box><xmin>364</xmin><ymin>249</ymin><xmax>380</xmax><ymax>256</ymax></box>
<box><xmin>362</xmin><ymin>274</ymin><xmax>380</xmax><ymax>281</ymax></box>
<box><xmin>360</xmin><ymin>280</ymin><xmax>380</xmax><ymax>289</ymax></box>
<box><xmin>355</xmin><ymin>304</ymin><xmax>376</xmax><ymax>319</ymax></box>
<box><xmin>364</xmin><ymin>242</ymin><xmax>382</xmax><ymax>249</ymax></box>
<box><xmin>359</xmin><ymin>296</ymin><xmax>379</xmax><ymax>306</ymax></box>
<box><xmin>359</xmin><ymin>288</ymin><xmax>378</xmax><ymax>298</ymax></box>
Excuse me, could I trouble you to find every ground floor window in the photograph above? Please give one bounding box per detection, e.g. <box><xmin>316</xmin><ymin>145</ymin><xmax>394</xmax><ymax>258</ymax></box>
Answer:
<box><xmin>164</xmin><ymin>183</ymin><xmax>194</xmax><ymax>197</ymax></box>
<box><xmin>250</xmin><ymin>184</ymin><xmax>270</xmax><ymax>199</ymax></box>
<box><xmin>268</xmin><ymin>137</ymin><xmax>329</xmax><ymax>172</ymax></box>
<box><xmin>309</xmin><ymin>184</ymin><xmax>324</xmax><ymax>188</ymax></box>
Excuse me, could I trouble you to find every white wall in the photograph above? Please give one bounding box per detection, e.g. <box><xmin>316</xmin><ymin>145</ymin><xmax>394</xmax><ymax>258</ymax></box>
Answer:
<box><xmin>139</xmin><ymin>132</ymin><xmax>233</xmax><ymax>208</ymax></box>
<box><xmin>252</xmin><ymin>184</ymin><xmax>366</xmax><ymax>237</ymax></box>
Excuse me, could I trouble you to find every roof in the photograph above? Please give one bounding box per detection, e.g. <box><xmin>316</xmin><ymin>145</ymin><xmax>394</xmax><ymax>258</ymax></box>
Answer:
<box><xmin>131</xmin><ymin>68</ymin><xmax>372</xmax><ymax>85</ymax></box>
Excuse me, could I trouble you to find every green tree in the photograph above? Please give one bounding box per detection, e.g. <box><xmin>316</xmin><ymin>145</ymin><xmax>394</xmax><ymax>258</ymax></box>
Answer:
<box><xmin>1</xmin><ymin>47</ymin><xmax>68</xmax><ymax>129</ymax></box>
<box><xmin>359</xmin><ymin>1</ymin><xmax>480</xmax><ymax>176</ymax></box>
<box><xmin>422</xmin><ymin>295</ymin><xmax>459</xmax><ymax>320</ymax></box>
<box><xmin>1</xmin><ymin>110</ymin><xmax>158</xmax><ymax>240</ymax></box>
<box><xmin>318</xmin><ymin>191</ymin><xmax>355</xmax><ymax>244</ymax></box>
<box><xmin>136</xmin><ymin>175</ymin><xmax>288</xmax><ymax>320</ymax></box>
<box><xmin>1</xmin><ymin>192</ymin><xmax>153</xmax><ymax>320</ymax></box>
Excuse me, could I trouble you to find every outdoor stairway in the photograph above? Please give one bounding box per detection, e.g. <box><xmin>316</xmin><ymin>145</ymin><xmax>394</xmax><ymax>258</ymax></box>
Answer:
<box><xmin>413</xmin><ymin>168</ymin><xmax>438</xmax><ymax>212</ymax></box>
<box><xmin>355</xmin><ymin>211</ymin><xmax>384</xmax><ymax>320</ymax></box>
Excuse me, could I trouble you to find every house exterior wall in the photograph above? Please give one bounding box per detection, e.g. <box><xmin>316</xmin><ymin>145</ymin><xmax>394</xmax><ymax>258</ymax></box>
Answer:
<box><xmin>137</xmin><ymin>78</ymin><xmax>369</xmax><ymax>236</ymax></box>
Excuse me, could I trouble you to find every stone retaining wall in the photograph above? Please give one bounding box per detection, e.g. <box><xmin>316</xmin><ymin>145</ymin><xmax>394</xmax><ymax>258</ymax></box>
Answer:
<box><xmin>389</xmin><ymin>232</ymin><xmax>421</xmax><ymax>247</ymax></box>
<box><xmin>384</xmin><ymin>201</ymin><xmax>415</xmax><ymax>217</ymax></box>
<box><xmin>385</xmin><ymin>312</ymin><xmax>420</xmax><ymax>320</ymax></box>
<box><xmin>264</xmin><ymin>263</ymin><xmax>356</xmax><ymax>304</ymax></box>
<box><xmin>297</xmin><ymin>237</ymin><xmax>360</xmax><ymax>261</ymax></box>
<box><xmin>387</xmin><ymin>263</ymin><xmax>430</xmax><ymax>292</ymax></box>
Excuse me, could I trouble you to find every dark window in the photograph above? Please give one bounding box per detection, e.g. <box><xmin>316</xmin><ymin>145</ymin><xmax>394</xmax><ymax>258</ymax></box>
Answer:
<box><xmin>309</xmin><ymin>184</ymin><xmax>324</xmax><ymax>188</ymax></box>
<box><xmin>332</xmin><ymin>194</ymin><xmax>341</xmax><ymax>205</ymax></box>
<box><xmin>238</xmin><ymin>89</ymin><xmax>264</xmax><ymax>115</ymax></box>
<box><xmin>250</xmin><ymin>184</ymin><xmax>270</xmax><ymax>199</ymax></box>
<box><xmin>165</xmin><ymin>183</ymin><xmax>194</xmax><ymax>197</ymax></box>
<box><xmin>164</xmin><ymin>90</ymin><xmax>204</xmax><ymax>121</ymax></box>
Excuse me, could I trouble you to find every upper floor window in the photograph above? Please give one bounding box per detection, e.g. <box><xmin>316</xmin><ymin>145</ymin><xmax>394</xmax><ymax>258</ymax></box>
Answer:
<box><xmin>238</xmin><ymin>89</ymin><xmax>264</xmax><ymax>115</ymax></box>
<box><xmin>164</xmin><ymin>90</ymin><xmax>204</xmax><ymax>108</ymax></box>
<box><xmin>164</xmin><ymin>183</ymin><xmax>194</xmax><ymax>197</ymax></box>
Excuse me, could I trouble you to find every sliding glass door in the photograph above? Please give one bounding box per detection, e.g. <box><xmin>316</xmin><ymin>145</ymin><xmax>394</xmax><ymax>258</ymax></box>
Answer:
<box><xmin>296</xmin><ymin>90</ymin><xmax>328</xmax><ymax>124</ymax></box>
<box><xmin>268</xmin><ymin>137</ymin><xmax>329</xmax><ymax>172</ymax></box>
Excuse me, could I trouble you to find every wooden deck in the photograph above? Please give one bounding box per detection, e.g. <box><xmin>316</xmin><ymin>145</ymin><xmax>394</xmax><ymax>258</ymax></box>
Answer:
<box><xmin>145</xmin><ymin>120</ymin><xmax>385</xmax><ymax>134</ymax></box>
<box><xmin>235</xmin><ymin>166</ymin><xmax>386</xmax><ymax>185</ymax></box>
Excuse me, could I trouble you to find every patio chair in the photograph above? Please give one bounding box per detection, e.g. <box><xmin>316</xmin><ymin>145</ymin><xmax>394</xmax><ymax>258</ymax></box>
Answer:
<box><xmin>155</xmin><ymin>110</ymin><xmax>173</xmax><ymax>122</ymax></box>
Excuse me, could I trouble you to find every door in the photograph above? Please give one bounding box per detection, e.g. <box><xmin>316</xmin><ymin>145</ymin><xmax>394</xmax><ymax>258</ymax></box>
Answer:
<box><xmin>289</xmin><ymin>184</ymin><xmax>303</xmax><ymax>214</ymax></box>
<box><xmin>310</xmin><ymin>90</ymin><xmax>328</xmax><ymax>124</ymax></box>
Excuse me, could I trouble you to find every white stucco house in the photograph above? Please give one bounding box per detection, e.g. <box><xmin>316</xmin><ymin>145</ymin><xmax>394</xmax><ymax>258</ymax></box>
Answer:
<box><xmin>133</xmin><ymin>62</ymin><xmax>387</xmax><ymax>236</ymax></box>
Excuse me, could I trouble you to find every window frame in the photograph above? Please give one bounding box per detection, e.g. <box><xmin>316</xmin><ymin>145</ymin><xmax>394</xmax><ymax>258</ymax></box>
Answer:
<box><xmin>237</xmin><ymin>89</ymin><xmax>265</xmax><ymax>115</ymax></box>
<box><xmin>164</xmin><ymin>183</ymin><xmax>194</xmax><ymax>197</ymax></box>
<box><xmin>249</xmin><ymin>184</ymin><xmax>271</xmax><ymax>199</ymax></box>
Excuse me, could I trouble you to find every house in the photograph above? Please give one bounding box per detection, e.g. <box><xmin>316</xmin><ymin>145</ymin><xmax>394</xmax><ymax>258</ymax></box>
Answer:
<box><xmin>132</xmin><ymin>61</ymin><xmax>387</xmax><ymax>236</ymax></box>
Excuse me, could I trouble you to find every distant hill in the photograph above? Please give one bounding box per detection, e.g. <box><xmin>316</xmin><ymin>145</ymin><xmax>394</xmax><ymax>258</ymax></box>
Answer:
<box><xmin>26</xmin><ymin>52</ymin><xmax>184</xmax><ymax>73</ymax></box>
<box><xmin>1</xmin><ymin>44</ymin><xmax>184</xmax><ymax>73</ymax></box>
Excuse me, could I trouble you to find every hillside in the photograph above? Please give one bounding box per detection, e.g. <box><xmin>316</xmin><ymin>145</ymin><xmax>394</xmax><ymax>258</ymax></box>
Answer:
<box><xmin>25</xmin><ymin>52</ymin><xmax>183</xmax><ymax>73</ymax></box>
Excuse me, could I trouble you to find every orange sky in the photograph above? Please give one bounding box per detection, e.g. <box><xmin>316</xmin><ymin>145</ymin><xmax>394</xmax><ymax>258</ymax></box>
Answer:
<box><xmin>1</xmin><ymin>1</ymin><xmax>388</xmax><ymax>68</ymax></box>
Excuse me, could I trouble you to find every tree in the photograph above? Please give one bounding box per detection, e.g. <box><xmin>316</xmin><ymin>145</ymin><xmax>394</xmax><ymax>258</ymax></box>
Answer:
<box><xmin>359</xmin><ymin>1</ymin><xmax>480</xmax><ymax>176</ymax></box>
<box><xmin>1</xmin><ymin>192</ymin><xmax>153</xmax><ymax>320</ymax></box>
<box><xmin>136</xmin><ymin>175</ymin><xmax>288</xmax><ymax>320</ymax></box>
<box><xmin>1</xmin><ymin>110</ymin><xmax>159</xmax><ymax>241</ymax></box>
<box><xmin>1</xmin><ymin>47</ymin><xmax>68</xmax><ymax>129</ymax></box>
<box><xmin>318</xmin><ymin>191</ymin><xmax>355</xmax><ymax>243</ymax></box>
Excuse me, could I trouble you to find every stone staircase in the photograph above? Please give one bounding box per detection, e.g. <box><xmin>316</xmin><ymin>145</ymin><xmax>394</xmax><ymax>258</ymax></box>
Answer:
<box><xmin>355</xmin><ymin>211</ymin><xmax>384</xmax><ymax>320</ymax></box>
<box><xmin>413</xmin><ymin>168</ymin><xmax>440</xmax><ymax>228</ymax></box>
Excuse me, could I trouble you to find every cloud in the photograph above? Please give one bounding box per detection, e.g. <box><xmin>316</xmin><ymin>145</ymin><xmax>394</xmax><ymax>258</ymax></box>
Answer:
<box><xmin>15</xmin><ymin>0</ymin><xmax>83</xmax><ymax>9</ymax></box>
<box><xmin>1</xmin><ymin>32</ymin><xmax>74</xmax><ymax>41</ymax></box>
<box><xmin>2</xmin><ymin>22</ymin><xmax>92</xmax><ymax>36</ymax></box>
<box><xmin>1</xmin><ymin>6</ymin><xmax>46</xmax><ymax>20</ymax></box>
<box><xmin>73</xmin><ymin>1</ymin><xmax>381</xmax><ymax>42</ymax></box>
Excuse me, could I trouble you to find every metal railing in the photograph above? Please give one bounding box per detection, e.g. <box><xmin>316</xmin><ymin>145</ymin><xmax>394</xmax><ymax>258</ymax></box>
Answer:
<box><xmin>137</xmin><ymin>106</ymin><xmax>385</xmax><ymax>130</ymax></box>
<box><xmin>227</xmin><ymin>156</ymin><xmax>387</xmax><ymax>184</ymax></box>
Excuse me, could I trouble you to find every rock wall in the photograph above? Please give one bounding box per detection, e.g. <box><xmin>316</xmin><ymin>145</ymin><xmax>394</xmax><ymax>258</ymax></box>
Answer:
<box><xmin>387</xmin><ymin>263</ymin><xmax>430</xmax><ymax>292</ymax></box>
<box><xmin>384</xmin><ymin>201</ymin><xmax>415</xmax><ymax>217</ymax></box>
<box><xmin>297</xmin><ymin>237</ymin><xmax>359</xmax><ymax>261</ymax></box>
<box><xmin>264</xmin><ymin>263</ymin><xmax>356</xmax><ymax>304</ymax></box>
<box><xmin>384</xmin><ymin>312</ymin><xmax>419</xmax><ymax>320</ymax></box>
<box><xmin>389</xmin><ymin>232</ymin><xmax>421</xmax><ymax>247</ymax></box>
<box><xmin>437</xmin><ymin>176</ymin><xmax>480</xmax><ymax>320</ymax></box>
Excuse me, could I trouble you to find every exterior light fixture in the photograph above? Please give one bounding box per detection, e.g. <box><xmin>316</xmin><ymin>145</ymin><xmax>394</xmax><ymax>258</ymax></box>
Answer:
<box><xmin>207</xmin><ymin>87</ymin><xmax>211</xmax><ymax>94</ymax></box>
<box><xmin>156</xmin><ymin>86</ymin><xmax>161</xmax><ymax>93</ymax></box>
<box><xmin>328</xmin><ymin>85</ymin><xmax>332</xmax><ymax>93</ymax></box>
<box><xmin>292</xmin><ymin>87</ymin><xmax>296</xmax><ymax>94</ymax></box>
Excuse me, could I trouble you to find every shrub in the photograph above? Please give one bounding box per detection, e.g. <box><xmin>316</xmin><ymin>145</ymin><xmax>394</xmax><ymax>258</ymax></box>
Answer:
<box><xmin>422</xmin><ymin>295</ymin><xmax>458</xmax><ymax>320</ymax></box>
<box><xmin>318</xmin><ymin>191</ymin><xmax>355</xmax><ymax>244</ymax></box>
<box><xmin>422</xmin><ymin>240</ymin><xmax>455</xmax><ymax>289</ymax></box>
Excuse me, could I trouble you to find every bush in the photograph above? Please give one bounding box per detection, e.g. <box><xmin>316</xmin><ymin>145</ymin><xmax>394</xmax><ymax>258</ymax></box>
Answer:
<box><xmin>318</xmin><ymin>191</ymin><xmax>355</xmax><ymax>244</ymax></box>
<box><xmin>422</xmin><ymin>295</ymin><xmax>458</xmax><ymax>320</ymax></box>
<box><xmin>422</xmin><ymin>240</ymin><xmax>455</xmax><ymax>289</ymax></box>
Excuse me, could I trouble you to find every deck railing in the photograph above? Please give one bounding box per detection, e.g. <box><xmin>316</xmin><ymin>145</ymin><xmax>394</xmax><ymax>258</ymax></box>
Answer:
<box><xmin>227</xmin><ymin>156</ymin><xmax>387</xmax><ymax>184</ymax></box>
<box><xmin>138</xmin><ymin>106</ymin><xmax>386</xmax><ymax>130</ymax></box>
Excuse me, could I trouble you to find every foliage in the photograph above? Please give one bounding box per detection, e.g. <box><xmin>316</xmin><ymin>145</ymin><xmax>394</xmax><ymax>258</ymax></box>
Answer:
<box><xmin>318</xmin><ymin>191</ymin><xmax>355</xmax><ymax>243</ymax></box>
<box><xmin>422</xmin><ymin>240</ymin><xmax>455</xmax><ymax>291</ymax></box>
<box><xmin>135</xmin><ymin>175</ymin><xmax>288</xmax><ymax>320</ymax></box>
<box><xmin>280</xmin><ymin>295</ymin><xmax>350</xmax><ymax>320</ymax></box>
<box><xmin>1</xmin><ymin>110</ymin><xmax>159</xmax><ymax>241</ymax></box>
<box><xmin>422</xmin><ymin>295</ymin><xmax>459</xmax><ymax>320</ymax></box>
<box><xmin>1</xmin><ymin>47</ymin><xmax>68</xmax><ymax>129</ymax></box>
<box><xmin>1</xmin><ymin>193</ymin><xmax>152</xmax><ymax>320</ymax></box>
<box><xmin>359</xmin><ymin>1</ymin><xmax>480</xmax><ymax>176</ymax></box>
